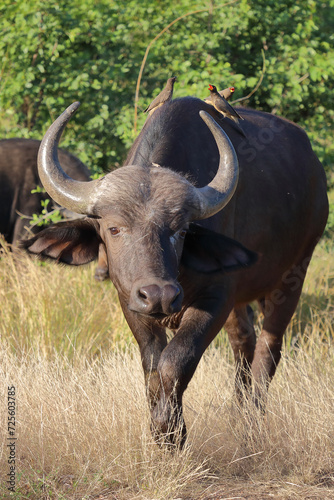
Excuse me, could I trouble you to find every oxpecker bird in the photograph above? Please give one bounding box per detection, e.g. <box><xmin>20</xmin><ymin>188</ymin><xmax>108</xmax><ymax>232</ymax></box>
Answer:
<box><xmin>204</xmin><ymin>86</ymin><xmax>235</xmax><ymax>104</ymax></box>
<box><xmin>206</xmin><ymin>84</ymin><xmax>244</xmax><ymax>123</ymax></box>
<box><xmin>144</xmin><ymin>77</ymin><xmax>176</xmax><ymax>115</ymax></box>
<box><xmin>220</xmin><ymin>86</ymin><xmax>235</xmax><ymax>100</ymax></box>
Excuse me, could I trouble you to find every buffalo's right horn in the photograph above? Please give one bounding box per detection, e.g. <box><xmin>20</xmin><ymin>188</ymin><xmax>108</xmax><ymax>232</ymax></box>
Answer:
<box><xmin>37</xmin><ymin>102</ymin><xmax>100</xmax><ymax>215</ymax></box>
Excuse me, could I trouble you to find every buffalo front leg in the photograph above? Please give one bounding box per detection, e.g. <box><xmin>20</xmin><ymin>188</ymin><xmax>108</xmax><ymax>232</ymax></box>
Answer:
<box><xmin>94</xmin><ymin>243</ymin><xmax>109</xmax><ymax>281</ymax></box>
<box><xmin>132</xmin><ymin>324</ymin><xmax>180</xmax><ymax>448</ymax></box>
<box><xmin>118</xmin><ymin>297</ymin><xmax>168</xmax><ymax>419</ymax></box>
<box><xmin>151</xmin><ymin>295</ymin><xmax>233</xmax><ymax>447</ymax></box>
<box><xmin>224</xmin><ymin>305</ymin><xmax>256</xmax><ymax>403</ymax></box>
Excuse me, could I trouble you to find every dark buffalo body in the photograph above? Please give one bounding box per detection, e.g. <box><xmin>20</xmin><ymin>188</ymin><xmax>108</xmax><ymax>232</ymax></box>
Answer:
<box><xmin>23</xmin><ymin>97</ymin><xmax>328</xmax><ymax>446</ymax></box>
<box><xmin>0</xmin><ymin>138</ymin><xmax>90</xmax><ymax>244</ymax></box>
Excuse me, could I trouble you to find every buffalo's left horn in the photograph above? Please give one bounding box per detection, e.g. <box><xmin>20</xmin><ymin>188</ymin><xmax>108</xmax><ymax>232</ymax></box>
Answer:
<box><xmin>192</xmin><ymin>111</ymin><xmax>239</xmax><ymax>220</ymax></box>
<box><xmin>37</xmin><ymin>102</ymin><xmax>100</xmax><ymax>214</ymax></box>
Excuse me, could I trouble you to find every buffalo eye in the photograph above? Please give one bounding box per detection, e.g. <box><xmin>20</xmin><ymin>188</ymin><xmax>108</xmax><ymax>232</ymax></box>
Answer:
<box><xmin>109</xmin><ymin>227</ymin><xmax>120</xmax><ymax>236</ymax></box>
<box><xmin>179</xmin><ymin>229</ymin><xmax>187</xmax><ymax>239</ymax></box>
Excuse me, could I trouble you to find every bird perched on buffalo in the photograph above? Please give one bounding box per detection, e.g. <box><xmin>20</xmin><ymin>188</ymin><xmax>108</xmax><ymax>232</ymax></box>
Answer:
<box><xmin>205</xmin><ymin>84</ymin><xmax>246</xmax><ymax>138</ymax></box>
<box><xmin>219</xmin><ymin>86</ymin><xmax>235</xmax><ymax>100</ymax></box>
<box><xmin>144</xmin><ymin>76</ymin><xmax>177</xmax><ymax>115</ymax></box>
<box><xmin>206</xmin><ymin>84</ymin><xmax>243</xmax><ymax>123</ymax></box>
<box><xmin>204</xmin><ymin>86</ymin><xmax>235</xmax><ymax>104</ymax></box>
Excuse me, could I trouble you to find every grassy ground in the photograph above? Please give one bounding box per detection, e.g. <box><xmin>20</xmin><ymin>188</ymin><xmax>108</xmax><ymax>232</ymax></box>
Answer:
<box><xmin>0</xmin><ymin>237</ymin><xmax>333</xmax><ymax>499</ymax></box>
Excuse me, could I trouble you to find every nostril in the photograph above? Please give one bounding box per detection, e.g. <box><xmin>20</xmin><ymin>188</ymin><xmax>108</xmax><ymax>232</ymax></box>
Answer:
<box><xmin>164</xmin><ymin>284</ymin><xmax>180</xmax><ymax>300</ymax></box>
<box><xmin>170</xmin><ymin>287</ymin><xmax>180</xmax><ymax>305</ymax></box>
<box><xmin>162</xmin><ymin>284</ymin><xmax>183</xmax><ymax>313</ymax></box>
<box><xmin>138</xmin><ymin>288</ymin><xmax>148</xmax><ymax>300</ymax></box>
<box><xmin>171</xmin><ymin>287</ymin><xmax>181</xmax><ymax>303</ymax></box>
<box><xmin>137</xmin><ymin>285</ymin><xmax>161</xmax><ymax>307</ymax></box>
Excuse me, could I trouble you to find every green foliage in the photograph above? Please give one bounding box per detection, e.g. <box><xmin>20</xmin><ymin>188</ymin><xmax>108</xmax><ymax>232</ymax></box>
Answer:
<box><xmin>30</xmin><ymin>186</ymin><xmax>64</xmax><ymax>226</ymax></box>
<box><xmin>29</xmin><ymin>199</ymin><xmax>64</xmax><ymax>227</ymax></box>
<box><xmin>0</xmin><ymin>0</ymin><xmax>333</xmax><ymax>178</ymax></box>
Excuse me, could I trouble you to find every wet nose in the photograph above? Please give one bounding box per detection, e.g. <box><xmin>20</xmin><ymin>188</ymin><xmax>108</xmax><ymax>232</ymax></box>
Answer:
<box><xmin>132</xmin><ymin>283</ymin><xmax>183</xmax><ymax>315</ymax></box>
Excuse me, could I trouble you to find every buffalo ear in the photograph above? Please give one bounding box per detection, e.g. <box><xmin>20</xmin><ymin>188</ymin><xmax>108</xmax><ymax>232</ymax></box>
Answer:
<box><xmin>21</xmin><ymin>218</ymin><xmax>101</xmax><ymax>266</ymax></box>
<box><xmin>181</xmin><ymin>223</ymin><xmax>258</xmax><ymax>274</ymax></box>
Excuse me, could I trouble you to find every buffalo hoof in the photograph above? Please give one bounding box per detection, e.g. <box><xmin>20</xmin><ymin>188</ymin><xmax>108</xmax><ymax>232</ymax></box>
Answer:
<box><xmin>150</xmin><ymin>420</ymin><xmax>187</xmax><ymax>450</ymax></box>
<box><xmin>150</xmin><ymin>402</ymin><xmax>187</xmax><ymax>450</ymax></box>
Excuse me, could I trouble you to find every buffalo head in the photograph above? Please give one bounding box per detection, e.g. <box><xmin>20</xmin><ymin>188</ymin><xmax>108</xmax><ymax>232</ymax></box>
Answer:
<box><xmin>24</xmin><ymin>102</ymin><xmax>255</xmax><ymax>318</ymax></box>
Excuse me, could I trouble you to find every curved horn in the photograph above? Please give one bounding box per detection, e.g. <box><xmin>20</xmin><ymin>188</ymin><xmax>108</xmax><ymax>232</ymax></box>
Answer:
<box><xmin>37</xmin><ymin>102</ymin><xmax>100</xmax><ymax>214</ymax></box>
<box><xmin>192</xmin><ymin>111</ymin><xmax>239</xmax><ymax>220</ymax></box>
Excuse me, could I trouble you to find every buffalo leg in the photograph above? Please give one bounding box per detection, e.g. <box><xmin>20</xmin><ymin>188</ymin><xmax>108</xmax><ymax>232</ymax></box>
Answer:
<box><xmin>132</xmin><ymin>325</ymin><xmax>168</xmax><ymax>410</ymax></box>
<box><xmin>94</xmin><ymin>243</ymin><xmax>109</xmax><ymax>281</ymax></box>
<box><xmin>251</xmin><ymin>260</ymin><xmax>309</xmax><ymax>409</ymax></box>
<box><xmin>118</xmin><ymin>297</ymin><xmax>168</xmax><ymax>415</ymax></box>
<box><xmin>224</xmin><ymin>305</ymin><xmax>256</xmax><ymax>402</ymax></box>
<box><xmin>133</xmin><ymin>326</ymin><xmax>168</xmax><ymax>432</ymax></box>
<box><xmin>151</xmin><ymin>295</ymin><xmax>233</xmax><ymax>447</ymax></box>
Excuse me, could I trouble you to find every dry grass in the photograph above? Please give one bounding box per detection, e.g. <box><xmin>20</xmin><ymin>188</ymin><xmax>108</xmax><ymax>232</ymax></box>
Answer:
<box><xmin>0</xmin><ymin>241</ymin><xmax>132</xmax><ymax>358</ymax></box>
<box><xmin>0</xmin><ymin>347</ymin><xmax>213</xmax><ymax>499</ymax></box>
<box><xmin>0</xmin><ymin>239</ymin><xmax>333</xmax><ymax>499</ymax></box>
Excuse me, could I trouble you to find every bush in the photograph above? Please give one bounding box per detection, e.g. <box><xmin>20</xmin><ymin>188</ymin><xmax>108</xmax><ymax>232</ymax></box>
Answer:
<box><xmin>0</xmin><ymin>0</ymin><xmax>333</xmax><ymax>179</ymax></box>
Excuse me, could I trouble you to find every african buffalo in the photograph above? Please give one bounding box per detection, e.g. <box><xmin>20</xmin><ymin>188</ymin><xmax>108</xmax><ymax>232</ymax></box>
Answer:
<box><xmin>23</xmin><ymin>97</ymin><xmax>328</xmax><ymax>446</ymax></box>
<box><xmin>0</xmin><ymin>138</ymin><xmax>108</xmax><ymax>280</ymax></box>
<box><xmin>0</xmin><ymin>138</ymin><xmax>91</xmax><ymax>243</ymax></box>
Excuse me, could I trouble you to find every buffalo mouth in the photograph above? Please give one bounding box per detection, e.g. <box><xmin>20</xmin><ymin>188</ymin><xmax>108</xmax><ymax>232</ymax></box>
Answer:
<box><xmin>132</xmin><ymin>308</ymin><xmax>184</xmax><ymax>331</ymax></box>
<box><xmin>149</xmin><ymin>311</ymin><xmax>170</xmax><ymax>320</ymax></box>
